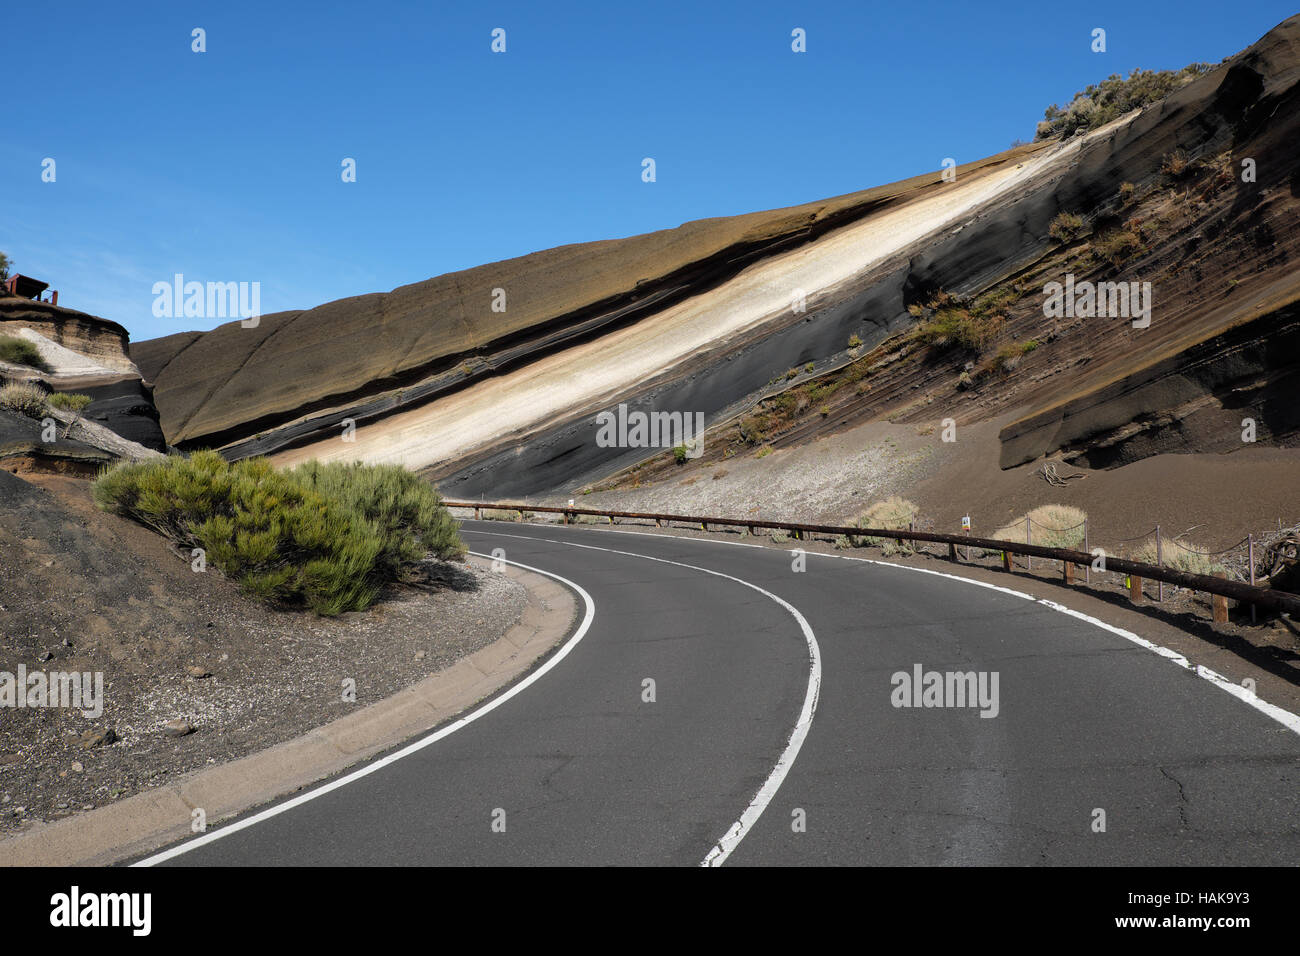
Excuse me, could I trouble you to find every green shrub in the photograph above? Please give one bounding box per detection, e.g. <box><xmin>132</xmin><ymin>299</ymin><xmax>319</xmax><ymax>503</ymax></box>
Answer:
<box><xmin>290</xmin><ymin>460</ymin><xmax>464</xmax><ymax>579</ymax></box>
<box><xmin>47</xmin><ymin>392</ymin><xmax>92</xmax><ymax>413</ymax></box>
<box><xmin>1048</xmin><ymin>212</ymin><xmax>1086</xmax><ymax>244</ymax></box>
<box><xmin>991</xmin><ymin>505</ymin><xmax>1088</xmax><ymax>550</ymax></box>
<box><xmin>846</xmin><ymin>496</ymin><xmax>920</xmax><ymax>555</ymax></box>
<box><xmin>673</xmin><ymin>444</ymin><xmax>688</xmax><ymax>464</ymax></box>
<box><xmin>94</xmin><ymin>451</ymin><xmax>464</xmax><ymax>616</ymax></box>
<box><xmin>847</xmin><ymin>334</ymin><xmax>862</xmax><ymax>349</ymax></box>
<box><xmin>0</xmin><ymin>335</ymin><xmax>50</xmax><ymax>372</ymax></box>
<box><xmin>0</xmin><ymin>382</ymin><xmax>48</xmax><ymax>417</ymax></box>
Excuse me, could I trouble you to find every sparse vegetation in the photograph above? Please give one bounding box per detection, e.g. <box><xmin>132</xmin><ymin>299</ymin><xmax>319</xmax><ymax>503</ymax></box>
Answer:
<box><xmin>755</xmin><ymin>445</ymin><xmax>772</xmax><ymax>459</ymax></box>
<box><xmin>1160</xmin><ymin>148</ymin><xmax>1193</xmax><ymax>179</ymax></box>
<box><xmin>1118</xmin><ymin>181</ymin><xmax>1137</xmax><ymax>206</ymax></box>
<box><xmin>910</xmin><ymin>306</ymin><xmax>1001</xmax><ymax>353</ymax></box>
<box><xmin>481</xmin><ymin>508</ymin><xmax>533</xmax><ymax>521</ymax></box>
<box><xmin>1132</xmin><ymin>536</ymin><xmax>1228</xmax><ymax>577</ymax></box>
<box><xmin>1035</xmin><ymin>64</ymin><xmax>1215</xmax><ymax>140</ymax></box>
<box><xmin>93</xmin><ymin>451</ymin><xmax>464</xmax><ymax>616</ymax></box>
<box><xmin>47</xmin><ymin>392</ymin><xmax>92</xmax><ymax>413</ymax></box>
<box><xmin>673</xmin><ymin>444</ymin><xmax>689</xmax><ymax>464</ymax></box>
<box><xmin>1049</xmin><ymin>212</ymin><xmax>1086</xmax><ymax>244</ymax></box>
<box><xmin>847</xmin><ymin>334</ymin><xmax>862</xmax><ymax>349</ymax></box>
<box><xmin>0</xmin><ymin>335</ymin><xmax>50</xmax><ymax>372</ymax></box>
<box><xmin>987</xmin><ymin>340</ymin><xmax>1039</xmax><ymax>375</ymax></box>
<box><xmin>0</xmin><ymin>381</ymin><xmax>48</xmax><ymax>417</ymax></box>
<box><xmin>991</xmin><ymin>505</ymin><xmax>1088</xmax><ymax>550</ymax></box>
<box><xmin>843</xmin><ymin>496</ymin><xmax>921</xmax><ymax>555</ymax></box>
<box><xmin>1091</xmin><ymin>221</ymin><xmax>1146</xmax><ymax>268</ymax></box>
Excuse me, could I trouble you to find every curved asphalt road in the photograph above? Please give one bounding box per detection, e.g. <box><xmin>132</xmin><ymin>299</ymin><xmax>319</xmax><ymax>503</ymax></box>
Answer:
<box><xmin>143</xmin><ymin>521</ymin><xmax>1300</xmax><ymax>866</ymax></box>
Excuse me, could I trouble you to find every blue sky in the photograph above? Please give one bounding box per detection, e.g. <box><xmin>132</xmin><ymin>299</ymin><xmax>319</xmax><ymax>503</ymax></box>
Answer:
<box><xmin>3</xmin><ymin>0</ymin><xmax>1294</xmax><ymax>342</ymax></box>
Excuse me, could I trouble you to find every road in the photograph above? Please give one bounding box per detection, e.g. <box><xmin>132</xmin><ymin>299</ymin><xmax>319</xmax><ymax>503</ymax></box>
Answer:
<box><xmin>142</xmin><ymin>521</ymin><xmax>1300</xmax><ymax>865</ymax></box>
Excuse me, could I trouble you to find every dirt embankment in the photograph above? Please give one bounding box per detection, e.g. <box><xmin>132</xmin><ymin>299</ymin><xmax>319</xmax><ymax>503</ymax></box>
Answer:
<box><xmin>0</xmin><ymin>470</ymin><xmax>525</xmax><ymax>835</ymax></box>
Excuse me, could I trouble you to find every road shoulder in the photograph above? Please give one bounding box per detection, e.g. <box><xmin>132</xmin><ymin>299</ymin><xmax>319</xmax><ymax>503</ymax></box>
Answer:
<box><xmin>0</xmin><ymin>556</ymin><xmax>577</xmax><ymax>866</ymax></box>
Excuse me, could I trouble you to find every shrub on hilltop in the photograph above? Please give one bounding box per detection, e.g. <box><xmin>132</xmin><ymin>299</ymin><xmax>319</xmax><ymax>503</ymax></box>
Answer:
<box><xmin>1035</xmin><ymin>64</ymin><xmax>1215</xmax><ymax>140</ymax></box>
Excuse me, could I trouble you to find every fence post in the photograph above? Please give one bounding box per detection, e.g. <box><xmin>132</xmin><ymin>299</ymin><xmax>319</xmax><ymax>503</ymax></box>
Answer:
<box><xmin>1026</xmin><ymin>516</ymin><xmax>1032</xmax><ymax>571</ymax></box>
<box><xmin>474</xmin><ymin>507</ymin><xmax>481</xmax><ymax>520</ymax></box>
<box><xmin>1001</xmin><ymin>551</ymin><xmax>1012</xmax><ymax>572</ymax></box>
<box><xmin>948</xmin><ymin>542</ymin><xmax>958</xmax><ymax>561</ymax></box>
<box><xmin>1084</xmin><ymin>519</ymin><xmax>1090</xmax><ymax>585</ymax></box>
<box><xmin>1248</xmin><ymin>533</ymin><xmax>1256</xmax><ymax>624</ymax></box>
<box><xmin>656</xmin><ymin>518</ymin><xmax>662</xmax><ymax>527</ymax></box>
<box><xmin>1155</xmin><ymin>525</ymin><xmax>1163</xmax><ymax>603</ymax></box>
<box><xmin>563</xmin><ymin>511</ymin><xmax>570</xmax><ymax>525</ymax></box>
<box><xmin>1129</xmin><ymin>574</ymin><xmax>1143</xmax><ymax>604</ymax></box>
<box><xmin>1212</xmin><ymin>571</ymin><xmax>1229</xmax><ymax>624</ymax></box>
<box><xmin>1063</xmin><ymin>558</ymin><xmax>1074</xmax><ymax>585</ymax></box>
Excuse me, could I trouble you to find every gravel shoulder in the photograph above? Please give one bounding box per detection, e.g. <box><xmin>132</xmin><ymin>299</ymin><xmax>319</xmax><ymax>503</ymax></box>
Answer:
<box><xmin>0</xmin><ymin>471</ymin><xmax>527</xmax><ymax>835</ymax></box>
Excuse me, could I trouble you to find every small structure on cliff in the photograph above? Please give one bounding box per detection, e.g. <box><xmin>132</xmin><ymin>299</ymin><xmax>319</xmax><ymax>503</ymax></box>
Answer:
<box><xmin>5</xmin><ymin>274</ymin><xmax>58</xmax><ymax>306</ymax></box>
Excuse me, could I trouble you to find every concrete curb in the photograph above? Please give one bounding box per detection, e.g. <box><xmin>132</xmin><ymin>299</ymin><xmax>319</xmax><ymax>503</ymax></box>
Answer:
<box><xmin>0</xmin><ymin>557</ymin><xmax>577</xmax><ymax>866</ymax></box>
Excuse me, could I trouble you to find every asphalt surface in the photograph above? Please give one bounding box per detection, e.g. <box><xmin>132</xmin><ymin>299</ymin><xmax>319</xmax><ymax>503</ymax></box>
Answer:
<box><xmin>146</xmin><ymin>522</ymin><xmax>1300</xmax><ymax>865</ymax></box>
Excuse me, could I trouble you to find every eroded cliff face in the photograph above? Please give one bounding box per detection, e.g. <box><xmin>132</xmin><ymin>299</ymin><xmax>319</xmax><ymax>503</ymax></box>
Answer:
<box><xmin>134</xmin><ymin>14</ymin><xmax>1300</xmax><ymax>497</ymax></box>
<box><xmin>0</xmin><ymin>297</ymin><xmax>166</xmax><ymax>458</ymax></box>
<box><xmin>132</xmin><ymin>147</ymin><xmax>1043</xmax><ymax>454</ymax></box>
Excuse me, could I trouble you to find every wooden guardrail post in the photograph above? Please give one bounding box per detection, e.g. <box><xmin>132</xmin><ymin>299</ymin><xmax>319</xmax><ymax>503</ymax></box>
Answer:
<box><xmin>1213</xmin><ymin>571</ymin><xmax>1229</xmax><ymax>623</ymax></box>
<box><xmin>1128</xmin><ymin>575</ymin><xmax>1143</xmax><ymax>604</ymax></box>
<box><xmin>474</xmin><ymin>506</ymin><xmax>481</xmax><ymax>520</ymax></box>
<box><xmin>1248</xmin><ymin>534</ymin><xmax>1256</xmax><ymax>624</ymax></box>
<box><xmin>1062</xmin><ymin>560</ymin><xmax>1074</xmax><ymax>585</ymax></box>
<box><xmin>948</xmin><ymin>542</ymin><xmax>958</xmax><ymax>561</ymax></box>
<box><xmin>1001</xmin><ymin>551</ymin><xmax>1012</xmax><ymax>572</ymax></box>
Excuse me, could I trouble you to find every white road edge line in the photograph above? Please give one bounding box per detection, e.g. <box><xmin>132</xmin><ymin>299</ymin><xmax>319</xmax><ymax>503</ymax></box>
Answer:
<box><xmin>132</xmin><ymin>552</ymin><xmax>596</xmax><ymax>867</ymax></box>
<box><xmin>463</xmin><ymin>529</ymin><xmax>823</xmax><ymax>867</ymax></box>
<box><xmin>504</xmin><ymin>522</ymin><xmax>1300</xmax><ymax>738</ymax></box>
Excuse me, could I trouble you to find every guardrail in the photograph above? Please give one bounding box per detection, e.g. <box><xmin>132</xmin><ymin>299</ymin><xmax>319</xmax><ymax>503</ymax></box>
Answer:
<box><xmin>443</xmin><ymin>499</ymin><xmax>1300</xmax><ymax>619</ymax></box>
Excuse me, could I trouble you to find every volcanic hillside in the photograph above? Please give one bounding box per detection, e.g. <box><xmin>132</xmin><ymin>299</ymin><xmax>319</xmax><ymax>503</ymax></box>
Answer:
<box><xmin>135</xmin><ymin>15</ymin><xmax>1300</xmax><ymax>503</ymax></box>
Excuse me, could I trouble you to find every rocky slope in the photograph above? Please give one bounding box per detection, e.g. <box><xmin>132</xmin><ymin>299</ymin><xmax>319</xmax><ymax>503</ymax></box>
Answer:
<box><xmin>1</xmin><ymin>295</ymin><xmax>166</xmax><ymax>470</ymax></box>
